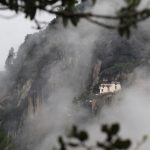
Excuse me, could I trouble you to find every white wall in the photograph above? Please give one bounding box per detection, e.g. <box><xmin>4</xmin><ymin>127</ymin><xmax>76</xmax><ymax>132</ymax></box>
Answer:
<box><xmin>99</xmin><ymin>82</ymin><xmax>121</xmax><ymax>94</ymax></box>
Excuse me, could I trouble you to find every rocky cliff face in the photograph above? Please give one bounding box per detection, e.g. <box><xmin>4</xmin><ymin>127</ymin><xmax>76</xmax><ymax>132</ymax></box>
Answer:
<box><xmin>0</xmin><ymin>14</ymin><xmax>150</xmax><ymax>150</ymax></box>
<box><xmin>0</xmin><ymin>17</ymin><xmax>98</xmax><ymax>142</ymax></box>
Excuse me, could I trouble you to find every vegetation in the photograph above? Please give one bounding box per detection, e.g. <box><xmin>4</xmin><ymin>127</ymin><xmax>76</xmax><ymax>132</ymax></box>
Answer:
<box><xmin>0</xmin><ymin>0</ymin><xmax>150</xmax><ymax>37</ymax></box>
<box><xmin>0</xmin><ymin>1</ymin><xmax>150</xmax><ymax>150</ymax></box>
<box><xmin>0</xmin><ymin>128</ymin><xmax>14</xmax><ymax>150</ymax></box>
<box><xmin>56</xmin><ymin>123</ymin><xmax>147</xmax><ymax>150</ymax></box>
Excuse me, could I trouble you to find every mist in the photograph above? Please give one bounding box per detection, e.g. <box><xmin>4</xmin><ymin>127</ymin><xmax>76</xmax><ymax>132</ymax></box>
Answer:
<box><xmin>0</xmin><ymin>0</ymin><xmax>150</xmax><ymax>150</ymax></box>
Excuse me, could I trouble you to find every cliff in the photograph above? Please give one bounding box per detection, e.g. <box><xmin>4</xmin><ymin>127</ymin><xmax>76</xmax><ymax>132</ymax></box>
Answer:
<box><xmin>0</xmin><ymin>14</ymin><xmax>150</xmax><ymax>150</ymax></box>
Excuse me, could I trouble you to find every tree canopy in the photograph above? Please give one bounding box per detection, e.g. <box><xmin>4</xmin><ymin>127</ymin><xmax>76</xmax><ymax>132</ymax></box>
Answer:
<box><xmin>0</xmin><ymin>0</ymin><xmax>150</xmax><ymax>37</ymax></box>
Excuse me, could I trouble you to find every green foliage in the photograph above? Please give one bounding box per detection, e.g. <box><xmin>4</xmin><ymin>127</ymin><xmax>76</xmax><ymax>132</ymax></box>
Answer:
<box><xmin>0</xmin><ymin>0</ymin><xmax>150</xmax><ymax>38</ymax></box>
<box><xmin>0</xmin><ymin>128</ymin><xmax>13</xmax><ymax>150</ymax></box>
<box><xmin>56</xmin><ymin>123</ymin><xmax>132</xmax><ymax>150</ymax></box>
<box><xmin>117</xmin><ymin>0</ymin><xmax>150</xmax><ymax>38</ymax></box>
<box><xmin>98</xmin><ymin>123</ymin><xmax>131</xmax><ymax>150</ymax></box>
<box><xmin>73</xmin><ymin>92</ymin><xmax>89</xmax><ymax>103</ymax></box>
<box><xmin>69</xmin><ymin>125</ymin><xmax>89</xmax><ymax>142</ymax></box>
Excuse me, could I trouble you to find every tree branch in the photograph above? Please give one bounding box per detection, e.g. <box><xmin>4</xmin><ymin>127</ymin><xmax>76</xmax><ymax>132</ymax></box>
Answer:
<box><xmin>85</xmin><ymin>17</ymin><xmax>117</xmax><ymax>29</ymax></box>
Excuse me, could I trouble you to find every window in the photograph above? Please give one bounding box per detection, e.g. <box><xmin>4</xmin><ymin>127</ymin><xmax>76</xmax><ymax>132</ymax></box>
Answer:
<box><xmin>107</xmin><ymin>85</ymin><xmax>110</xmax><ymax>91</ymax></box>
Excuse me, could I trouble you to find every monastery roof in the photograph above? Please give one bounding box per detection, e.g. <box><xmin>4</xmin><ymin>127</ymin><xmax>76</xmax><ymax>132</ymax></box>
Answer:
<box><xmin>100</xmin><ymin>81</ymin><xmax>120</xmax><ymax>85</ymax></box>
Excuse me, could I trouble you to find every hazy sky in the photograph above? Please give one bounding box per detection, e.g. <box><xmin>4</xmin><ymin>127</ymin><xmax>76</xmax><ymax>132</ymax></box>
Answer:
<box><xmin>0</xmin><ymin>10</ymin><xmax>53</xmax><ymax>71</ymax></box>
